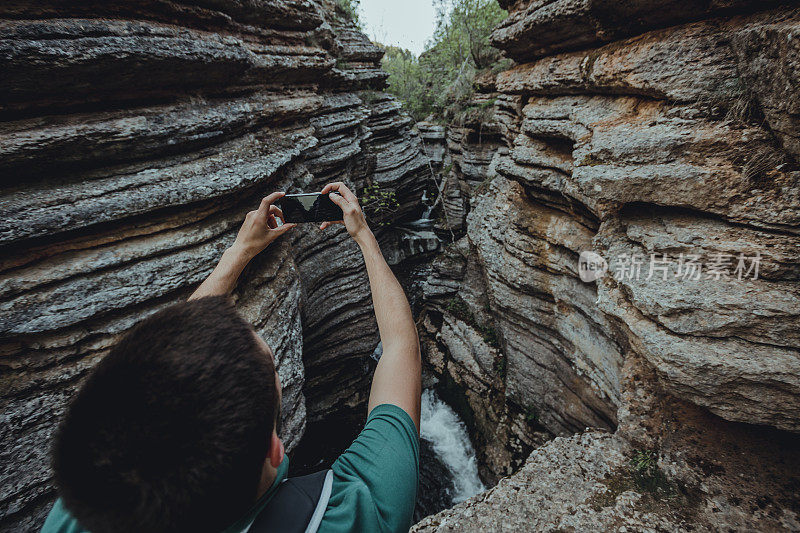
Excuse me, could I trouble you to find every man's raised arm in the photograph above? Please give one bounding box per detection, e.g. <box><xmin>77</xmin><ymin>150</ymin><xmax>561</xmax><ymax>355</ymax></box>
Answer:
<box><xmin>189</xmin><ymin>192</ymin><xmax>296</xmax><ymax>300</ymax></box>
<box><xmin>322</xmin><ymin>182</ymin><xmax>422</xmax><ymax>432</ymax></box>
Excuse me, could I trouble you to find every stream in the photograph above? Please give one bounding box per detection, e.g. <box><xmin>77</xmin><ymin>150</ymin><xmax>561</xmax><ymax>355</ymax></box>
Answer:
<box><xmin>415</xmin><ymin>389</ymin><xmax>486</xmax><ymax>520</ymax></box>
<box><xmin>421</xmin><ymin>389</ymin><xmax>485</xmax><ymax>503</ymax></box>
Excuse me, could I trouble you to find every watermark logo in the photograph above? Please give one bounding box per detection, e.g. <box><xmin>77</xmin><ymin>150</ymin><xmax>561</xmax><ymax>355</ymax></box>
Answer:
<box><xmin>577</xmin><ymin>251</ymin><xmax>762</xmax><ymax>283</ymax></box>
<box><xmin>578</xmin><ymin>251</ymin><xmax>608</xmax><ymax>282</ymax></box>
<box><xmin>612</xmin><ymin>252</ymin><xmax>761</xmax><ymax>281</ymax></box>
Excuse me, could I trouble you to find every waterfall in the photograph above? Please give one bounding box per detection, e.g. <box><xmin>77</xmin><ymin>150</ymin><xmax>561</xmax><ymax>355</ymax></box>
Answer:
<box><xmin>420</xmin><ymin>389</ymin><xmax>485</xmax><ymax>504</ymax></box>
<box><xmin>370</xmin><ymin>340</ymin><xmax>383</xmax><ymax>362</ymax></box>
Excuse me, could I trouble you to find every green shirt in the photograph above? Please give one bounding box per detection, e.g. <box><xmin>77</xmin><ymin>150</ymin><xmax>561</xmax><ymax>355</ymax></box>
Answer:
<box><xmin>42</xmin><ymin>404</ymin><xmax>419</xmax><ymax>533</ymax></box>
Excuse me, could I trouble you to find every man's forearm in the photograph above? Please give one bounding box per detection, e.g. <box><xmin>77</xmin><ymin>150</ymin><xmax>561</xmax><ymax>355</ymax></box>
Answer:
<box><xmin>357</xmin><ymin>230</ymin><xmax>422</xmax><ymax>431</ymax></box>
<box><xmin>188</xmin><ymin>245</ymin><xmax>252</xmax><ymax>300</ymax></box>
<box><xmin>189</xmin><ymin>192</ymin><xmax>295</xmax><ymax>301</ymax></box>
<box><xmin>358</xmin><ymin>232</ymin><xmax>418</xmax><ymax>353</ymax></box>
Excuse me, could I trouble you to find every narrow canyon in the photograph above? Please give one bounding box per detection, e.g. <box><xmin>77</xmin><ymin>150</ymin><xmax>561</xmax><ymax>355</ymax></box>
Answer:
<box><xmin>1</xmin><ymin>0</ymin><xmax>799</xmax><ymax>531</ymax></box>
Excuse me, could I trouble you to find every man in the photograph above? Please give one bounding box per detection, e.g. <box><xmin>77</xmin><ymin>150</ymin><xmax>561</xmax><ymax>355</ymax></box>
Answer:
<box><xmin>41</xmin><ymin>182</ymin><xmax>422</xmax><ymax>533</ymax></box>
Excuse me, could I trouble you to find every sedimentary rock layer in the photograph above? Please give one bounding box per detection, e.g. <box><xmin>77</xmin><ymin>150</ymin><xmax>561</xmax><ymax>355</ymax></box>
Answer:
<box><xmin>490</xmin><ymin>0</ymin><xmax>772</xmax><ymax>62</ymax></box>
<box><xmin>0</xmin><ymin>1</ymin><xmax>428</xmax><ymax>530</ymax></box>
<box><xmin>492</xmin><ymin>5</ymin><xmax>800</xmax><ymax>432</ymax></box>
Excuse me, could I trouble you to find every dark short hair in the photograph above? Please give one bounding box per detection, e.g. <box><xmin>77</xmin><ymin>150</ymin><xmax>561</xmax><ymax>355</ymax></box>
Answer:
<box><xmin>53</xmin><ymin>296</ymin><xmax>278</xmax><ymax>533</ymax></box>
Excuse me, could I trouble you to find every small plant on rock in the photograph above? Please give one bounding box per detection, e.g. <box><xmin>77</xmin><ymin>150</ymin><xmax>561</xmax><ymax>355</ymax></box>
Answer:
<box><xmin>524</xmin><ymin>405</ymin><xmax>539</xmax><ymax>425</ymax></box>
<box><xmin>361</xmin><ymin>183</ymin><xmax>400</xmax><ymax>227</ymax></box>
<box><xmin>445</xmin><ymin>297</ymin><xmax>500</xmax><ymax>347</ymax></box>
<box><xmin>590</xmin><ymin>449</ymin><xmax>685</xmax><ymax>513</ymax></box>
<box><xmin>492</xmin><ymin>354</ymin><xmax>506</xmax><ymax>376</ymax></box>
<box><xmin>335</xmin><ymin>58</ymin><xmax>353</xmax><ymax>70</ymax></box>
<box><xmin>630</xmin><ymin>449</ymin><xmax>673</xmax><ymax>496</ymax></box>
<box><xmin>445</xmin><ymin>296</ymin><xmax>474</xmax><ymax>324</ymax></box>
<box><xmin>479</xmin><ymin>324</ymin><xmax>500</xmax><ymax>348</ymax></box>
<box><xmin>335</xmin><ymin>0</ymin><xmax>362</xmax><ymax>26</ymax></box>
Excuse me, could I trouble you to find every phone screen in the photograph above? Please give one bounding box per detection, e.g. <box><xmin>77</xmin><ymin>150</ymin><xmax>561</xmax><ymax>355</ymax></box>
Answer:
<box><xmin>278</xmin><ymin>193</ymin><xmax>344</xmax><ymax>223</ymax></box>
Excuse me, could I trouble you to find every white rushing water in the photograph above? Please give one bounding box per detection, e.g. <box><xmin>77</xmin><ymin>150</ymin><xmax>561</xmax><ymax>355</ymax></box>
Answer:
<box><xmin>420</xmin><ymin>389</ymin><xmax>486</xmax><ymax>503</ymax></box>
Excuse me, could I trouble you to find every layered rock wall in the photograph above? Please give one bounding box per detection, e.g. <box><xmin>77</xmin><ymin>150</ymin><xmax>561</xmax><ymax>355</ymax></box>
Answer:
<box><xmin>0</xmin><ymin>2</ymin><xmax>427</xmax><ymax>530</ymax></box>
<box><xmin>417</xmin><ymin>0</ymin><xmax>800</xmax><ymax>528</ymax></box>
<box><xmin>486</xmin><ymin>1</ymin><xmax>800</xmax><ymax>432</ymax></box>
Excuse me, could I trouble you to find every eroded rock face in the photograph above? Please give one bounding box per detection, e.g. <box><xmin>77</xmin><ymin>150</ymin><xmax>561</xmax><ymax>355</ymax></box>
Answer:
<box><xmin>414</xmin><ymin>355</ymin><xmax>800</xmax><ymax>532</ymax></box>
<box><xmin>0</xmin><ymin>1</ymin><xmax>427</xmax><ymax>530</ymax></box>
<box><xmin>489</xmin><ymin>4</ymin><xmax>800</xmax><ymax>433</ymax></box>
<box><xmin>412</xmin><ymin>431</ymin><xmax>683</xmax><ymax>532</ymax></box>
<box><xmin>418</xmin><ymin>0</ymin><xmax>800</xmax><ymax>528</ymax></box>
<box><xmin>421</xmin><ymin>236</ymin><xmax>550</xmax><ymax>483</ymax></box>
<box><xmin>469</xmin><ymin>177</ymin><xmax>623</xmax><ymax>434</ymax></box>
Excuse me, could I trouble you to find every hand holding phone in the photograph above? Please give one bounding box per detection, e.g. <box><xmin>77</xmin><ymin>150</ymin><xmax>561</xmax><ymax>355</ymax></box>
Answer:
<box><xmin>231</xmin><ymin>192</ymin><xmax>296</xmax><ymax>259</ymax></box>
<box><xmin>277</xmin><ymin>192</ymin><xmax>344</xmax><ymax>223</ymax></box>
<box><xmin>319</xmin><ymin>182</ymin><xmax>372</xmax><ymax>244</ymax></box>
<box><xmin>277</xmin><ymin>184</ymin><xmax>372</xmax><ymax>243</ymax></box>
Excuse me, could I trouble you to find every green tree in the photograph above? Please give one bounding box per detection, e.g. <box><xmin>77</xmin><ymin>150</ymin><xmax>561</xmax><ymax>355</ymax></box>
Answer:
<box><xmin>381</xmin><ymin>45</ymin><xmax>435</xmax><ymax>120</ymax></box>
<box><xmin>379</xmin><ymin>0</ymin><xmax>506</xmax><ymax>121</ymax></box>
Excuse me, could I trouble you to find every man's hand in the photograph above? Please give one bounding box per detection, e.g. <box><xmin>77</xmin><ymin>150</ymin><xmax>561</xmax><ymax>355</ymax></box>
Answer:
<box><xmin>319</xmin><ymin>182</ymin><xmax>372</xmax><ymax>244</ymax></box>
<box><xmin>231</xmin><ymin>192</ymin><xmax>297</xmax><ymax>260</ymax></box>
<box><xmin>189</xmin><ymin>193</ymin><xmax>296</xmax><ymax>300</ymax></box>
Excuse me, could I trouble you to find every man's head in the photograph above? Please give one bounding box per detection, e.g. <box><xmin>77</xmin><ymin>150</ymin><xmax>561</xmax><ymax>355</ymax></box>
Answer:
<box><xmin>53</xmin><ymin>296</ymin><xmax>283</xmax><ymax>533</ymax></box>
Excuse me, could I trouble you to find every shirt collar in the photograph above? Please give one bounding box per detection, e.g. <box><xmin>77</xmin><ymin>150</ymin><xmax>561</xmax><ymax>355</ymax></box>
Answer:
<box><xmin>222</xmin><ymin>455</ymin><xmax>290</xmax><ymax>533</ymax></box>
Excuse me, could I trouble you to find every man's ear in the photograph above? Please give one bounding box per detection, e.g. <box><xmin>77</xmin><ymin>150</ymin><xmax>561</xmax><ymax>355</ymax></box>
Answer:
<box><xmin>268</xmin><ymin>432</ymin><xmax>284</xmax><ymax>468</ymax></box>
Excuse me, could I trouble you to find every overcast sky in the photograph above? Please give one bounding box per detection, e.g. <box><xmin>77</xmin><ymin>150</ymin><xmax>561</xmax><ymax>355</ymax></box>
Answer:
<box><xmin>359</xmin><ymin>0</ymin><xmax>438</xmax><ymax>56</ymax></box>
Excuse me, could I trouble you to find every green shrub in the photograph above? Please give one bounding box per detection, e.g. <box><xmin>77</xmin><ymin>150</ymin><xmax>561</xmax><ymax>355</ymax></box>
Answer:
<box><xmin>479</xmin><ymin>325</ymin><xmax>499</xmax><ymax>348</ymax></box>
<box><xmin>630</xmin><ymin>450</ymin><xmax>673</xmax><ymax>495</ymax></box>
<box><xmin>359</xmin><ymin>90</ymin><xmax>382</xmax><ymax>104</ymax></box>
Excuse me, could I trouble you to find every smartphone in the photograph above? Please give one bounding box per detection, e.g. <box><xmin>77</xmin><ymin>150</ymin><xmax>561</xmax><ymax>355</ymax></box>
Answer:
<box><xmin>277</xmin><ymin>192</ymin><xmax>344</xmax><ymax>223</ymax></box>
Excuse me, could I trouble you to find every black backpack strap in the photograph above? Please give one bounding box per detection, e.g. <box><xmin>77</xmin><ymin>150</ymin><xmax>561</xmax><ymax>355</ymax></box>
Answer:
<box><xmin>246</xmin><ymin>469</ymin><xmax>333</xmax><ymax>533</ymax></box>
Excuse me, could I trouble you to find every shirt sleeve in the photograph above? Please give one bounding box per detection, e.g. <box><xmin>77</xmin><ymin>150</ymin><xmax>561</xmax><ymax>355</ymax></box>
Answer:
<box><xmin>320</xmin><ymin>404</ymin><xmax>420</xmax><ymax>533</ymax></box>
<box><xmin>41</xmin><ymin>499</ymin><xmax>87</xmax><ymax>533</ymax></box>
